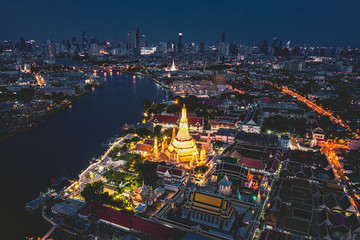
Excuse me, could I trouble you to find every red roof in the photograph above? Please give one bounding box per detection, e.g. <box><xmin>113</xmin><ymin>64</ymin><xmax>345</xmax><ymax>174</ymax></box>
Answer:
<box><xmin>156</xmin><ymin>165</ymin><xmax>184</xmax><ymax>177</ymax></box>
<box><xmin>168</xmin><ymin>168</ymin><xmax>184</xmax><ymax>177</ymax></box>
<box><xmin>157</xmin><ymin>165</ymin><xmax>169</xmax><ymax>174</ymax></box>
<box><xmin>239</xmin><ymin>157</ymin><xmax>265</xmax><ymax>170</ymax></box>
<box><xmin>144</xmin><ymin>139</ymin><xmax>155</xmax><ymax>146</ymax></box>
<box><xmin>78</xmin><ymin>203</ymin><xmax>183</xmax><ymax>240</ymax></box>
<box><xmin>262</xmin><ymin>97</ymin><xmax>271</xmax><ymax>103</ymax></box>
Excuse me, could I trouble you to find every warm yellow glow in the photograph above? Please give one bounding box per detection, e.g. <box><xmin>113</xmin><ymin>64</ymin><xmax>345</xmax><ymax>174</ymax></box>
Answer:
<box><xmin>165</xmin><ymin>104</ymin><xmax>198</xmax><ymax>167</ymax></box>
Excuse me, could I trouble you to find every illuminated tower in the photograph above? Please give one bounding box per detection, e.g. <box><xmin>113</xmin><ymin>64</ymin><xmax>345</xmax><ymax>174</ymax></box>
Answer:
<box><xmin>161</xmin><ymin>138</ymin><xmax>167</xmax><ymax>153</ymax></box>
<box><xmin>152</xmin><ymin>136</ymin><xmax>160</xmax><ymax>161</ymax></box>
<box><xmin>165</xmin><ymin>104</ymin><xmax>198</xmax><ymax>168</ymax></box>
<box><xmin>199</xmin><ymin>144</ymin><xmax>206</xmax><ymax>163</ymax></box>
<box><xmin>205</xmin><ymin>131</ymin><xmax>212</xmax><ymax>154</ymax></box>
<box><xmin>170</xmin><ymin>59</ymin><xmax>178</xmax><ymax>71</ymax></box>
<box><xmin>177</xmin><ymin>33</ymin><xmax>183</xmax><ymax>53</ymax></box>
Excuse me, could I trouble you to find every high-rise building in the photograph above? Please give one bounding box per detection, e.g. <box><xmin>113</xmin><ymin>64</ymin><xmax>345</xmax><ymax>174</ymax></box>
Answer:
<box><xmin>140</xmin><ymin>35</ymin><xmax>147</xmax><ymax>48</ymax></box>
<box><xmin>177</xmin><ymin>33</ymin><xmax>183</xmax><ymax>53</ymax></box>
<box><xmin>158</xmin><ymin>42</ymin><xmax>167</xmax><ymax>53</ymax></box>
<box><xmin>135</xmin><ymin>28</ymin><xmax>140</xmax><ymax>49</ymax></box>
<box><xmin>3</xmin><ymin>40</ymin><xmax>13</xmax><ymax>50</ymax></box>
<box><xmin>66</xmin><ymin>39</ymin><xmax>71</xmax><ymax>50</ymax></box>
<box><xmin>128</xmin><ymin>31</ymin><xmax>133</xmax><ymax>51</ymax></box>
<box><xmin>45</xmin><ymin>40</ymin><xmax>56</xmax><ymax>64</ymax></box>
<box><xmin>89</xmin><ymin>43</ymin><xmax>100</xmax><ymax>56</ymax></box>
<box><xmin>20</xmin><ymin>37</ymin><xmax>26</xmax><ymax>51</ymax></box>
<box><xmin>82</xmin><ymin>32</ymin><xmax>87</xmax><ymax>43</ymax></box>
<box><xmin>81</xmin><ymin>32</ymin><xmax>87</xmax><ymax>50</ymax></box>
<box><xmin>221</xmin><ymin>32</ymin><xmax>225</xmax><ymax>43</ymax></box>
<box><xmin>261</xmin><ymin>39</ymin><xmax>268</xmax><ymax>55</ymax></box>
<box><xmin>271</xmin><ymin>37</ymin><xmax>277</xmax><ymax>49</ymax></box>
<box><xmin>229</xmin><ymin>43</ymin><xmax>239</xmax><ymax>56</ymax></box>
<box><xmin>199</xmin><ymin>42</ymin><xmax>206</xmax><ymax>54</ymax></box>
<box><xmin>90</xmin><ymin>36</ymin><xmax>96</xmax><ymax>44</ymax></box>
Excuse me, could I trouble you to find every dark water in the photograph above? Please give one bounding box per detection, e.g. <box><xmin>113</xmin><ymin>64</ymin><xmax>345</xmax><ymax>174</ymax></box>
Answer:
<box><xmin>0</xmin><ymin>72</ymin><xmax>166</xmax><ymax>239</ymax></box>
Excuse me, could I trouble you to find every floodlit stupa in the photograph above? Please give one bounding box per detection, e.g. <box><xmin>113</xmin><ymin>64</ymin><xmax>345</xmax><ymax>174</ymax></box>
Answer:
<box><xmin>152</xmin><ymin>136</ymin><xmax>160</xmax><ymax>161</ymax></box>
<box><xmin>166</xmin><ymin>59</ymin><xmax>178</xmax><ymax>72</ymax></box>
<box><xmin>165</xmin><ymin>104</ymin><xmax>198</xmax><ymax>168</ymax></box>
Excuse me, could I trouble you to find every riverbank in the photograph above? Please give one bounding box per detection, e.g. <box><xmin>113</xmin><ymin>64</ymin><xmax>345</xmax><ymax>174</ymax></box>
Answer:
<box><xmin>1</xmin><ymin>72</ymin><xmax>166</xmax><ymax>239</ymax></box>
<box><xmin>0</xmin><ymin>86</ymin><xmax>101</xmax><ymax>143</ymax></box>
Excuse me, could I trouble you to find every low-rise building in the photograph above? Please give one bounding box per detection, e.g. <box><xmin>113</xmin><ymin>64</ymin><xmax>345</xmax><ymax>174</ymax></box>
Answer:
<box><xmin>242</xmin><ymin>109</ymin><xmax>263</xmax><ymax>134</ymax></box>
<box><xmin>156</xmin><ymin>165</ymin><xmax>186</xmax><ymax>191</ymax></box>
<box><xmin>215</xmin><ymin>128</ymin><xmax>236</xmax><ymax>144</ymax></box>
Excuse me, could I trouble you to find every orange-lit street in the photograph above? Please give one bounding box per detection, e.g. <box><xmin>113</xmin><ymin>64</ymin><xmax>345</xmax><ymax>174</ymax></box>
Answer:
<box><xmin>262</xmin><ymin>80</ymin><xmax>359</xmax><ymax>138</ymax></box>
<box><xmin>321</xmin><ymin>141</ymin><xmax>360</xmax><ymax>215</ymax></box>
<box><xmin>282</xmin><ymin>86</ymin><xmax>350</xmax><ymax>130</ymax></box>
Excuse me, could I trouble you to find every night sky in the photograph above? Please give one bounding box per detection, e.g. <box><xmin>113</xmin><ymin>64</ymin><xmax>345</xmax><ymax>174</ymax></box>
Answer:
<box><xmin>1</xmin><ymin>0</ymin><xmax>360</xmax><ymax>46</ymax></box>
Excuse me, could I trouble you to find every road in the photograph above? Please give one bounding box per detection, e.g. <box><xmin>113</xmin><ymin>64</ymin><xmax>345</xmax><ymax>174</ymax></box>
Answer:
<box><xmin>260</xmin><ymin>81</ymin><xmax>359</xmax><ymax>138</ymax></box>
<box><xmin>321</xmin><ymin>141</ymin><xmax>360</xmax><ymax>215</ymax></box>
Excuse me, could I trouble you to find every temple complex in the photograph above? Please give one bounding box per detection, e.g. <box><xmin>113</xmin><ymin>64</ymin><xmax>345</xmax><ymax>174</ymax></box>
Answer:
<box><xmin>165</xmin><ymin>104</ymin><xmax>198</xmax><ymax>168</ymax></box>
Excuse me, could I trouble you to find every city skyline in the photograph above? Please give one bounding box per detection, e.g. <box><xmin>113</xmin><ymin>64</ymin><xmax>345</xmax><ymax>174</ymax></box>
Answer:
<box><xmin>1</xmin><ymin>0</ymin><xmax>360</xmax><ymax>47</ymax></box>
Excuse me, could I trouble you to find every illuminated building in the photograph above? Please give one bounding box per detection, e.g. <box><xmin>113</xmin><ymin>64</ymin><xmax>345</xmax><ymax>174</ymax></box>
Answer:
<box><xmin>205</xmin><ymin>132</ymin><xmax>213</xmax><ymax>154</ymax></box>
<box><xmin>140</xmin><ymin>47</ymin><xmax>156</xmax><ymax>55</ymax></box>
<box><xmin>152</xmin><ymin>136</ymin><xmax>160</xmax><ymax>161</ymax></box>
<box><xmin>165</xmin><ymin>104</ymin><xmax>198</xmax><ymax>168</ymax></box>
<box><xmin>161</xmin><ymin>138</ymin><xmax>167</xmax><ymax>153</ymax></box>
<box><xmin>218</xmin><ymin>175</ymin><xmax>232</xmax><ymax>195</ymax></box>
<box><xmin>45</xmin><ymin>40</ymin><xmax>55</xmax><ymax>64</ymax></box>
<box><xmin>181</xmin><ymin>190</ymin><xmax>236</xmax><ymax>231</ymax></box>
<box><xmin>199</xmin><ymin>144</ymin><xmax>206</xmax><ymax>163</ymax></box>
<box><xmin>177</xmin><ymin>33</ymin><xmax>183</xmax><ymax>53</ymax></box>
<box><xmin>156</xmin><ymin>165</ymin><xmax>186</xmax><ymax>191</ymax></box>
<box><xmin>131</xmin><ymin>184</ymin><xmax>161</xmax><ymax>207</ymax></box>
<box><xmin>89</xmin><ymin>43</ymin><xmax>100</xmax><ymax>56</ymax></box>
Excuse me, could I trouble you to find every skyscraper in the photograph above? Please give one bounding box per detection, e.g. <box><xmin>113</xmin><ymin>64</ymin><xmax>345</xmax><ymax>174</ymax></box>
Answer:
<box><xmin>140</xmin><ymin>35</ymin><xmax>147</xmax><ymax>48</ymax></box>
<box><xmin>20</xmin><ymin>37</ymin><xmax>26</xmax><ymax>51</ymax></box>
<box><xmin>128</xmin><ymin>31</ymin><xmax>133</xmax><ymax>51</ymax></box>
<box><xmin>135</xmin><ymin>28</ymin><xmax>140</xmax><ymax>49</ymax></box>
<box><xmin>271</xmin><ymin>37</ymin><xmax>277</xmax><ymax>49</ymax></box>
<box><xmin>89</xmin><ymin>43</ymin><xmax>100</xmax><ymax>56</ymax></box>
<box><xmin>199</xmin><ymin>42</ymin><xmax>206</xmax><ymax>54</ymax></box>
<box><xmin>221</xmin><ymin>32</ymin><xmax>225</xmax><ymax>43</ymax></box>
<box><xmin>261</xmin><ymin>39</ymin><xmax>268</xmax><ymax>55</ymax></box>
<box><xmin>229</xmin><ymin>43</ymin><xmax>239</xmax><ymax>55</ymax></box>
<box><xmin>82</xmin><ymin>32</ymin><xmax>86</xmax><ymax>42</ymax></box>
<box><xmin>82</xmin><ymin>31</ymin><xmax>87</xmax><ymax>46</ymax></box>
<box><xmin>45</xmin><ymin>40</ymin><xmax>55</xmax><ymax>64</ymax></box>
<box><xmin>177</xmin><ymin>33</ymin><xmax>183</xmax><ymax>53</ymax></box>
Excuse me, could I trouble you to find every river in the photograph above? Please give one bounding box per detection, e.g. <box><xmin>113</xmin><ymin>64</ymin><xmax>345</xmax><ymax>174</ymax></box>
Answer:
<box><xmin>0</xmin><ymin>71</ymin><xmax>166</xmax><ymax>239</ymax></box>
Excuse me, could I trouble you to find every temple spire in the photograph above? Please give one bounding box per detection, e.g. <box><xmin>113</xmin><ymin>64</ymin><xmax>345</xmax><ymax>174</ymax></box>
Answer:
<box><xmin>165</xmin><ymin>104</ymin><xmax>198</xmax><ymax>168</ymax></box>
<box><xmin>152</xmin><ymin>136</ymin><xmax>160</xmax><ymax>160</ymax></box>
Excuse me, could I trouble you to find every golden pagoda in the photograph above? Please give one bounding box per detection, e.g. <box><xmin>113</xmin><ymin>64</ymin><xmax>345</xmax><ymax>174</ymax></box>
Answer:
<box><xmin>152</xmin><ymin>136</ymin><xmax>160</xmax><ymax>161</ymax></box>
<box><xmin>165</xmin><ymin>104</ymin><xmax>198</xmax><ymax>168</ymax></box>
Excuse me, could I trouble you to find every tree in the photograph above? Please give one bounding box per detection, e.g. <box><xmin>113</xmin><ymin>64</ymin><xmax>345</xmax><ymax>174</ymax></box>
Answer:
<box><xmin>81</xmin><ymin>181</ymin><xmax>105</xmax><ymax>202</ymax></box>
<box><xmin>136</xmin><ymin>161</ymin><xmax>159</xmax><ymax>187</ymax></box>
<box><xmin>194</xmin><ymin>164</ymin><xmax>209</xmax><ymax>175</ymax></box>
<box><xmin>142</xmin><ymin>98</ymin><xmax>152</xmax><ymax>109</ymax></box>
<box><xmin>104</xmin><ymin>171</ymin><xmax>125</xmax><ymax>184</ymax></box>
<box><xmin>154</xmin><ymin>125</ymin><xmax>162</xmax><ymax>136</ymax></box>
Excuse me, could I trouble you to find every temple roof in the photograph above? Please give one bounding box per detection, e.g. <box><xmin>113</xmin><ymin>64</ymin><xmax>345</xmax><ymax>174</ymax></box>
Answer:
<box><xmin>219</xmin><ymin>175</ymin><xmax>232</xmax><ymax>187</ymax></box>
